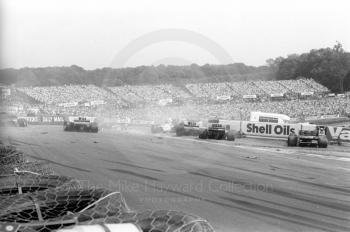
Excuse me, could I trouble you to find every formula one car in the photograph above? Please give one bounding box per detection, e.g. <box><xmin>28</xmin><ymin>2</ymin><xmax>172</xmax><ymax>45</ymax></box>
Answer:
<box><xmin>287</xmin><ymin>125</ymin><xmax>328</xmax><ymax>148</ymax></box>
<box><xmin>198</xmin><ymin>119</ymin><xmax>236</xmax><ymax>141</ymax></box>
<box><xmin>63</xmin><ymin>116</ymin><xmax>98</xmax><ymax>133</ymax></box>
<box><xmin>175</xmin><ymin>120</ymin><xmax>201</xmax><ymax>136</ymax></box>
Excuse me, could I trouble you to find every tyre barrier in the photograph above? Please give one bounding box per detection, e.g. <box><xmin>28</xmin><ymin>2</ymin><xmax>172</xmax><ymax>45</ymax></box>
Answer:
<box><xmin>1</xmin><ymin>208</ymin><xmax>214</xmax><ymax>232</ymax></box>
<box><xmin>0</xmin><ymin>144</ymin><xmax>215</xmax><ymax>232</ymax></box>
<box><xmin>0</xmin><ymin>146</ymin><xmax>25</xmax><ymax>166</ymax></box>
<box><xmin>1</xmin><ymin>145</ymin><xmax>54</xmax><ymax>176</ymax></box>
<box><xmin>0</xmin><ymin>188</ymin><xmax>128</xmax><ymax>222</ymax></box>
<box><xmin>1</xmin><ymin>161</ymin><xmax>55</xmax><ymax>176</ymax></box>
<box><xmin>57</xmin><ymin>224</ymin><xmax>142</xmax><ymax>232</ymax></box>
<box><xmin>98</xmin><ymin>210</ymin><xmax>214</xmax><ymax>232</ymax></box>
<box><xmin>0</xmin><ymin>174</ymin><xmax>78</xmax><ymax>197</ymax></box>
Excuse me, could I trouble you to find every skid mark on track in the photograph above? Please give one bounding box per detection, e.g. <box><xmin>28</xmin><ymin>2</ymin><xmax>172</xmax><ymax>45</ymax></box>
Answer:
<box><xmin>101</xmin><ymin>159</ymin><xmax>164</xmax><ymax>173</ymax></box>
<box><xmin>271</xmin><ymin>188</ymin><xmax>350</xmax><ymax>211</ymax></box>
<box><xmin>108</xmin><ymin>168</ymin><xmax>160</xmax><ymax>181</ymax></box>
<box><xmin>27</xmin><ymin>154</ymin><xmax>91</xmax><ymax>173</ymax></box>
<box><xmin>219</xmin><ymin>196</ymin><xmax>350</xmax><ymax>232</ymax></box>
<box><xmin>158</xmin><ymin>134</ymin><xmax>350</xmax><ymax>163</ymax></box>
<box><xmin>144</xmin><ymin>154</ymin><xmax>173</xmax><ymax>162</ymax></box>
<box><xmin>223</xmin><ymin>190</ymin><xmax>349</xmax><ymax>221</ymax></box>
<box><xmin>9</xmin><ymin>139</ymin><xmax>40</xmax><ymax>147</ymax></box>
<box><xmin>189</xmin><ymin>169</ymin><xmax>350</xmax><ymax>209</ymax></box>
<box><xmin>236</xmin><ymin>145</ymin><xmax>350</xmax><ymax>163</ymax></box>
<box><xmin>141</xmin><ymin>181</ymin><xmax>348</xmax><ymax>232</ymax></box>
<box><xmin>198</xmin><ymin>163</ymin><xmax>350</xmax><ymax>194</ymax></box>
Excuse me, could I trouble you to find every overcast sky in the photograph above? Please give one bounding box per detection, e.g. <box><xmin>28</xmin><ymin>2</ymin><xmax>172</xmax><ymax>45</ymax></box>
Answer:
<box><xmin>1</xmin><ymin>0</ymin><xmax>349</xmax><ymax>69</ymax></box>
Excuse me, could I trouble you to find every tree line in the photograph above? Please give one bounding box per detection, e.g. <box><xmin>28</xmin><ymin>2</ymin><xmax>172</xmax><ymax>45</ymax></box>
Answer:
<box><xmin>1</xmin><ymin>43</ymin><xmax>349</xmax><ymax>92</ymax></box>
<box><xmin>267</xmin><ymin>42</ymin><xmax>350</xmax><ymax>92</ymax></box>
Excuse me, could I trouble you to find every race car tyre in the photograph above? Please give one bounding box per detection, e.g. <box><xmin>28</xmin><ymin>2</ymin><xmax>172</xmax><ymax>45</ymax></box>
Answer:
<box><xmin>215</xmin><ymin>132</ymin><xmax>223</xmax><ymax>140</ymax></box>
<box><xmin>175</xmin><ymin>125</ymin><xmax>185</xmax><ymax>136</ymax></box>
<box><xmin>199</xmin><ymin>129</ymin><xmax>208</xmax><ymax>139</ymax></box>
<box><xmin>287</xmin><ymin>134</ymin><xmax>298</xmax><ymax>146</ymax></box>
<box><xmin>226</xmin><ymin>130</ymin><xmax>236</xmax><ymax>141</ymax></box>
<box><xmin>318</xmin><ymin>136</ymin><xmax>328</xmax><ymax>148</ymax></box>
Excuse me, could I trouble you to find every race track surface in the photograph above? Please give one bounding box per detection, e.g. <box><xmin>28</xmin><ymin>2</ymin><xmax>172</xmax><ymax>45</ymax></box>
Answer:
<box><xmin>1</xmin><ymin>125</ymin><xmax>350</xmax><ymax>232</ymax></box>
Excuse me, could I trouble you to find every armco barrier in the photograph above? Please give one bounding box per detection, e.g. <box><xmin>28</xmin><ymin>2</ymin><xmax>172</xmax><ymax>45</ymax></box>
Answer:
<box><xmin>339</xmin><ymin>128</ymin><xmax>350</xmax><ymax>145</ymax></box>
<box><xmin>219</xmin><ymin>120</ymin><xmax>303</xmax><ymax>139</ymax></box>
<box><xmin>18</xmin><ymin>116</ymin><xmax>64</xmax><ymax>125</ymax></box>
<box><xmin>326</xmin><ymin>126</ymin><xmax>350</xmax><ymax>145</ymax></box>
<box><xmin>241</xmin><ymin>121</ymin><xmax>302</xmax><ymax>138</ymax></box>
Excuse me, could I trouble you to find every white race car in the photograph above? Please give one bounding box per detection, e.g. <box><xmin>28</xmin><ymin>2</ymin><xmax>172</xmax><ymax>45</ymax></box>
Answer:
<box><xmin>63</xmin><ymin>116</ymin><xmax>98</xmax><ymax>133</ymax></box>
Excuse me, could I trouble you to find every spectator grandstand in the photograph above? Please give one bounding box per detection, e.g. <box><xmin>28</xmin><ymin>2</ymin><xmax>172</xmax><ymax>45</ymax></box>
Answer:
<box><xmin>17</xmin><ymin>85</ymin><xmax>126</xmax><ymax>107</ymax></box>
<box><xmin>185</xmin><ymin>82</ymin><xmax>233</xmax><ymax>99</ymax></box>
<box><xmin>111</xmin><ymin>97</ymin><xmax>349</xmax><ymax>123</ymax></box>
<box><xmin>279</xmin><ymin>79</ymin><xmax>316</xmax><ymax>94</ymax></box>
<box><xmin>109</xmin><ymin>86</ymin><xmax>144</xmax><ymax>103</ymax></box>
<box><xmin>2</xmin><ymin>78</ymin><xmax>345</xmax><ymax>124</ymax></box>
<box><xmin>303</xmin><ymin>78</ymin><xmax>329</xmax><ymax>93</ymax></box>
<box><xmin>226</xmin><ymin>81</ymin><xmax>265</xmax><ymax>96</ymax></box>
<box><xmin>254</xmin><ymin>80</ymin><xmax>289</xmax><ymax>95</ymax></box>
<box><xmin>184</xmin><ymin>79</ymin><xmax>325</xmax><ymax>98</ymax></box>
<box><xmin>109</xmin><ymin>85</ymin><xmax>191</xmax><ymax>103</ymax></box>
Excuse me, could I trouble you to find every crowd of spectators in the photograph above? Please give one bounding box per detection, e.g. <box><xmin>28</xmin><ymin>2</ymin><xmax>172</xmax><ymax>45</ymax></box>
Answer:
<box><xmin>17</xmin><ymin>85</ymin><xmax>126</xmax><ymax>107</ymax></box>
<box><xmin>2</xmin><ymin>79</ymin><xmax>346</xmax><ymax>124</ymax></box>
<box><xmin>278</xmin><ymin>79</ymin><xmax>318</xmax><ymax>94</ymax></box>
<box><xmin>185</xmin><ymin>79</ymin><xmax>326</xmax><ymax>98</ymax></box>
<box><xmin>109</xmin><ymin>86</ymin><xmax>144</xmax><ymax>103</ymax></box>
<box><xmin>227</xmin><ymin>81</ymin><xmax>265</xmax><ymax>96</ymax></box>
<box><xmin>254</xmin><ymin>80</ymin><xmax>289</xmax><ymax>95</ymax></box>
<box><xmin>15</xmin><ymin>79</ymin><xmax>328</xmax><ymax>106</ymax></box>
<box><xmin>303</xmin><ymin>79</ymin><xmax>329</xmax><ymax>92</ymax></box>
<box><xmin>109</xmin><ymin>85</ymin><xmax>191</xmax><ymax>104</ymax></box>
<box><xmin>158</xmin><ymin>84</ymin><xmax>192</xmax><ymax>99</ymax></box>
<box><xmin>185</xmin><ymin>82</ymin><xmax>233</xmax><ymax>99</ymax></box>
<box><xmin>105</xmin><ymin>96</ymin><xmax>349</xmax><ymax>123</ymax></box>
